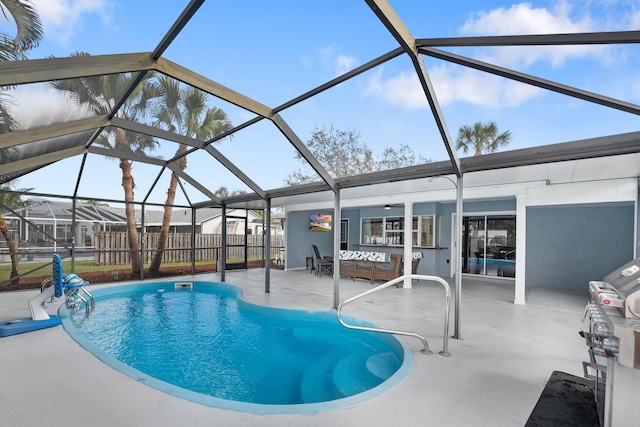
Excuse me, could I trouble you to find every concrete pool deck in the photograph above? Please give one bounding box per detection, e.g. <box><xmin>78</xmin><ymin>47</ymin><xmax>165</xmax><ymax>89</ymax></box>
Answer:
<box><xmin>0</xmin><ymin>269</ymin><xmax>588</xmax><ymax>426</ymax></box>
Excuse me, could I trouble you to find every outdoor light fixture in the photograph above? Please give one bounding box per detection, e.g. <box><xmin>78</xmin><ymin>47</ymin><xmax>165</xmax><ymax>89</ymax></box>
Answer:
<box><xmin>384</xmin><ymin>204</ymin><xmax>391</xmax><ymax>210</ymax></box>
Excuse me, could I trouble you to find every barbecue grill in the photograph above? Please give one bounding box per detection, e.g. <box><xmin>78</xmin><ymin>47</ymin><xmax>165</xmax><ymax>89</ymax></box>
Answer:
<box><xmin>581</xmin><ymin>257</ymin><xmax>640</xmax><ymax>427</ymax></box>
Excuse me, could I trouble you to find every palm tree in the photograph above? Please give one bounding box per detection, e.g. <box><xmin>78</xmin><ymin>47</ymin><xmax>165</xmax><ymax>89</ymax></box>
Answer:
<box><xmin>0</xmin><ymin>0</ymin><xmax>42</xmax><ymax>61</ymax></box>
<box><xmin>49</xmin><ymin>62</ymin><xmax>161</xmax><ymax>274</ymax></box>
<box><xmin>0</xmin><ymin>182</ymin><xmax>38</xmax><ymax>285</ymax></box>
<box><xmin>0</xmin><ymin>0</ymin><xmax>43</xmax><ymax>132</ymax></box>
<box><xmin>455</xmin><ymin>121</ymin><xmax>512</xmax><ymax>156</ymax></box>
<box><xmin>0</xmin><ymin>92</ymin><xmax>18</xmax><ymax>133</ymax></box>
<box><xmin>148</xmin><ymin>75</ymin><xmax>232</xmax><ymax>274</ymax></box>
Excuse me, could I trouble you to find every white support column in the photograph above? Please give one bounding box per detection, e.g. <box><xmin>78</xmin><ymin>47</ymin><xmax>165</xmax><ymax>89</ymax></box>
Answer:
<box><xmin>333</xmin><ymin>189</ymin><xmax>341</xmax><ymax>309</ymax></box>
<box><xmin>453</xmin><ymin>174</ymin><xmax>463</xmax><ymax>339</ymax></box>
<box><xmin>53</xmin><ymin>218</ymin><xmax>57</xmax><ymax>253</ymax></box>
<box><xmin>403</xmin><ymin>201</ymin><xmax>413</xmax><ymax>288</ymax></box>
<box><xmin>265</xmin><ymin>200</ymin><xmax>271</xmax><ymax>293</ymax></box>
<box><xmin>221</xmin><ymin>206</ymin><xmax>226</xmax><ymax>282</ymax></box>
<box><xmin>514</xmin><ymin>193</ymin><xmax>527</xmax><ymax>305</ymax></box>
<box><xmin>635</xmin><ymin>177</ymin><xmax>639</xmax><ymax>258</ymax></box>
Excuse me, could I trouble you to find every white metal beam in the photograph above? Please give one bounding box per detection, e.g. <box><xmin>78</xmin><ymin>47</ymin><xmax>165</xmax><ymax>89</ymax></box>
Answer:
<box><xmin>365</xmin><ymin>0</ymin><xmax>461</xmax><ymax>177</ymax></box>
<box><xmin>168</xmin><ymin>164</ymin><xmax>223</xmax><ymax>205</ymax></box>
<box><xmin>0</xmin><ymin>146</ymin><xmax>86</xmax><ymax>175</ymax></box>
<box><xmin>0</xmin><ymin>53</ymin><xmax>156</xmax><ymax>86</ymax></box>
<box><xmin>420</xmin><ymin>47</ymin><xmax>640</xmax><ymax>116</ymax></box>
<box><xmin>88</xmin><ymin>146</ymin><xmax>165</xmax><ymax>167</ymax></box>
<box><xmin>111</xmin><ymin>117</ymin><xmax>204</xmax><ymax>148</ymax></box>
<box><xmin>110</xmin><ymin>117</ymin><xmax>266</xmax><ymax>199</ymax></box>
<box><xmin>271</xmin><ymin>113</ymin><xmax>337</xmax><ymax>190</ymax></box>
<box><xmin>155</xmin><ymin>58</ymin><xmax>274</xmax><ymax>119</ymax></box>
<box><xmin>0</xmin><ymin>116</ymin><xmax>110</xmax><ymax>150</ymax></box>
<box><xmin>416</xmin><ymin>30</ymin><xmax>640</xmax><ymax>47</ymax></box>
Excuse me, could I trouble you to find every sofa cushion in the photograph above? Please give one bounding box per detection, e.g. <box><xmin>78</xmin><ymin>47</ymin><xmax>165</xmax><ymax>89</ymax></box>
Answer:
<box><xmin>339</xmin><ymin>250</ymin><xmax>386</xmax><ymax>262</ymax></box>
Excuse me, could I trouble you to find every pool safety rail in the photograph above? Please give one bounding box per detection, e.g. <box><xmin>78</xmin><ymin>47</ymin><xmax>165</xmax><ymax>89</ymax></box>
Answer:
<box><xmin>42</xmin><ymin>276</ymin><xmax>95</xmax><ymax>315</ymax></box>
<box><xmin>41</xmin><ymin>278</ymin><xmax>56</xmax><ymax>303</ymax></box>
<box><xmin>337</xmin><ymin>274</ymin><xmax>451</xmax><ymax>357</ymax></box>
<box><xmin>74</xmin><ymin>287</ymin><xmax>95</xmax><ymax>315</ymax></box>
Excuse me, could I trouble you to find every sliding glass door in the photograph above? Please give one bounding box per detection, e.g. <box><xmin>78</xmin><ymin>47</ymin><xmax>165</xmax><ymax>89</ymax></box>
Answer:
<box><xmin>462</xmin><ymin>214</ymin><xmax>516</xmax><ymax>278</ymax></box>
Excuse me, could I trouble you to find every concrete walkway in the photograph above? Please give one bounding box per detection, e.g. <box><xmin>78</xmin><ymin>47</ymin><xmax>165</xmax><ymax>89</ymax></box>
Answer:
<box><xmin>0</xmin><ymin>269</ymin><xmax>588</xmax><ymax>426</ymax></box>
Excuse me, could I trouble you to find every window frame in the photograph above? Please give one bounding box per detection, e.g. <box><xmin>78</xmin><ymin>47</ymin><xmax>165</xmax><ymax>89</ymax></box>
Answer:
<box><xmin>360</xmin><ymin>214</ymin><xmax>436</xmax><ymax>248</ymax></box>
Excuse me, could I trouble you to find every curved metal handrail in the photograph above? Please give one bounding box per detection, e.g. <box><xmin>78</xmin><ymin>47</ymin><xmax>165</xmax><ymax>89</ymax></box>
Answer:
<box><xmin>80</xmin><ymin>287</ymin><xmax>95</xmax><ymax>311</ymax></box>
<box><xmin>40</xmin><ymin>278</ymin><xmax>55</xmax><ymax>303</ymax></box>
<box><xmin>337</xmin><ymin>274</ymin><xmax>451</xmax><ymax>357</ymax></box>
<box><xmin>40</xmin><ymin>269</ymin><xmax>95</xmax><ymax>314</ymax></box>
<box><xmin>76</xmin><ymin>287</ymin><xmax>95</xmax><ymax>315</ymax></box>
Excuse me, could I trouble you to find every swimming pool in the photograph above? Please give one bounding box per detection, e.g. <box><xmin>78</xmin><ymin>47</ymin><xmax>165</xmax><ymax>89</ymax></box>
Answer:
<box><xmin>60</xmin><ymin>281</ymin><xmax>413</xmax><ymax>414</ymax></box>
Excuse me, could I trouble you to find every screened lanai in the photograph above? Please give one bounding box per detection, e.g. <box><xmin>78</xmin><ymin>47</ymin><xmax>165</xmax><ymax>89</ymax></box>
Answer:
<box><xmin>1</xmin><ymin>0</ymin><xmax>640</xmax><ymax>313</ymax></box>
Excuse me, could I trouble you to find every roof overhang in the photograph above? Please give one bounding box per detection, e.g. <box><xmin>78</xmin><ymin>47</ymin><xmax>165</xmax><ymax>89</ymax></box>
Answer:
<box><xmin>215</xmin><ymin>131</ymin><xmax>640</xmax><ymax>210</ymax></box>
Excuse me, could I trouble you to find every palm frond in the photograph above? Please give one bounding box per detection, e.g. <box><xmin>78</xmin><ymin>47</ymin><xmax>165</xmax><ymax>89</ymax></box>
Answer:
<box><xmin>0</xmin><ymin>181</ymin><xmax>38</xmax><ymax>218</ymax></box>
<box><xmin>0</xmin><ymin>91</ymin><xmax>18</xmax><ymax>132</ymax></box>
<box><xmin>0</xmin><ymin>0</ymin><xmax>42</xmax><ymax>56</ymax></box>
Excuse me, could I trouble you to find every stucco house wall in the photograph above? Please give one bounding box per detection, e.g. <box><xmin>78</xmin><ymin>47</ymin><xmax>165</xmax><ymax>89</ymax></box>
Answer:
<box><xmin>283</xmin><ymin>177</ymin><xmax>638</xmax><ymax>298</ymax></box>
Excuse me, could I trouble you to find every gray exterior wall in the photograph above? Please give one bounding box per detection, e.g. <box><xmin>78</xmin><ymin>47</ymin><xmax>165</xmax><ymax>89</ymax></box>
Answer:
<box><xmin>287</xmin><ymin>199</ymin><xmax>518</xmax><ymax>276</ymax></box>
<box><xmin>436</xmin><ymin>198</ymin><xmax>517</xmax><ymax>277</ymax></box>
<box><xmin>342</xmin><ymin>209</ymin><xmax>361</xmax><ymax>252</ymax></box>
<box><xmin>286</xmin><ymin>210</ymin><xmax>334</xmax><ymax>269</ymax></box>
<box><xmin>286</xmin><ymin>200</ymin><xmax>635</xmax><ymax>294</ymax></box>
<box><xmin>525</xmin><ymin>202</ymin><xmax>635</xmax><ymax>292</ymax></box>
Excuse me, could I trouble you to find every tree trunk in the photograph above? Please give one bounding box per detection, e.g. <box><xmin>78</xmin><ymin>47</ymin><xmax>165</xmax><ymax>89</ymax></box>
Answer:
<box><xmin>148</xmin><ymin>172</ymin><xmax>179</xmax><ymax>273</ymax></box>
<box><xmin>0</xmin><ymin>220</ymin><xmax>19</xmax><ymax>285</ymax></box>
<box><xmin>116</xmin><ymin>128</ymin><xmax>141</xmax><ymax>275</ymax></box>
<box><xmin>149</xmin><ymin>145</ymin><xmax>187</xmax><ymax>274</ymax></box>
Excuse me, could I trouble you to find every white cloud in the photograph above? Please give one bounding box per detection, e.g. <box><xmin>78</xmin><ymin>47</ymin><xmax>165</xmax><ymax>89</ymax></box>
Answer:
<box><xmin>31</xmin><ymin>0</ymin><xmax>113</xmax><ymax>44</ymax></box>
<box><xmin>313</xmin><ymin>45</ymin><xmax>357</xmax><ymax>77</ymax></box>
<box><xmin>631</xmin><ymin>9</ymin><xmax>640</xmax><ymax>28</ymax></box>
<box><xmin>461</xmin><ymin>2</ymin><xmax>600</xmax><ymax>68</ymax></box>
<box><xmin>363</xmin><ymin>1</ymin><xmax>636</xmax><ymax>110</ymax></box>
<box><xmin>364</xmin><ymin>65</ymin><xmax>544</xmax><ymax>111</ymax></box>
<box><xmin>461</xmin><ymin>1</ymin><xmax>590</xmax><ymax>36</ymax></box>
<box><xmin>12</xmin><ymin>84</ymin><xmax>92</xmax><ymax>129</ymax></box>
<box><xmin>631</xmin><ymin>72</ymin><xmax>640</xmax><ymax>99</ymax></box>
<box><xmin>458</xmin><ymin>1</ymin><xmax>640</xmax><ymax>68</ymax></box>
<box><xmin>334</xmin><ymin>54</ymin><xmax>356</xmax><ymax>76</ymax></box>
<box><xmin>316</xmin><ymin>45</ymin><xmax>337</xmax><ymax>69</ymax></box>
<box><xmin>364</xmin><ymin>69</ymin><xmax>427</xmax><ymax>110</ymax></box>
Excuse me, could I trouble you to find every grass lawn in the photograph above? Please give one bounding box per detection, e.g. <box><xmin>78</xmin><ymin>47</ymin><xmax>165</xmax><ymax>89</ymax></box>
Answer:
<box><xmin>0</xmin><ymin>259</ymin><xmax>217</xmax><ymax>281</ymax></box>
<box><xmin>0</xmin><ymin>256</ymin><xmax>275</xmax><ymax>285</ymax></box>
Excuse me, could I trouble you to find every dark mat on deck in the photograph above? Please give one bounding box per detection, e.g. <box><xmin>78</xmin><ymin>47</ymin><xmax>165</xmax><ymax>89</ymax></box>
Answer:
<box><xmin>525</xmin><ymin>371</ymin><xmax>600</xmax><ymax>427</ymax></box>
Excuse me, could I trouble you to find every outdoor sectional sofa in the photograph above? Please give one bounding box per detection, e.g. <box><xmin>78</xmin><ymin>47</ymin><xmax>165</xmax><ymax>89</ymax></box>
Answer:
<box><xmin>403</xmin><ymin>251</ymin><xmax>423</xmax><ymax>276</ymax></box>
<box><xmin>339</xmin><ymin>250</ymin><xmax>423</xmax><ymax>284</ymax></box>
<box><xmin>338</xmin><ymin>250</ymin><xmax>403</xmax><ymax>284</ymax></box>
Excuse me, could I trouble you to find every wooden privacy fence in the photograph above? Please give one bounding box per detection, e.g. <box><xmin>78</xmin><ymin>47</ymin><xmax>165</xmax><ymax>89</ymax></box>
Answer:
<box><xmin>94</xmin><ymin>232</ymin><xmax>284</xmax><ymax>266</ymax></box>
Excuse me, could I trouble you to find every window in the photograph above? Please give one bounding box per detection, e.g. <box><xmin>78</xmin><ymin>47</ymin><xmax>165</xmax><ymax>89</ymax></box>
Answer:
<box><xmin>461</xmin><ymin>215</ymin><xmax>516</xmax><ymax>278</ymax></box>
<box><xmin>361</xmin><ymin>215</ymin><xmax>436</xmax><ymax>247</ymax></box>
<box><xmin>361</xmin><ymin>218</ymin><xmax>383</xmax><ymax>244</ymax></box>
<box><xmin>385</xmin><ymin>217</ymin><xmax>403</xmax><ymax>245</ymax></box>
<box><xmin>412</xmin><ymin>215</ymin><xmax>436</xmax><ymax>248</ymax></box>
<box><xmin>340</xmin><ymin>219</ymin><xmax>348</xmax><ymax>251</ymax></box>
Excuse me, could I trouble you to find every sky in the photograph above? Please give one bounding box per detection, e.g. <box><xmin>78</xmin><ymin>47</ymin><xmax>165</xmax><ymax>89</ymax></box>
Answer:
<box><xmin>3</xmin><ymin>0</ymin><xmax>640</xmax><ymax>207</ymax></box>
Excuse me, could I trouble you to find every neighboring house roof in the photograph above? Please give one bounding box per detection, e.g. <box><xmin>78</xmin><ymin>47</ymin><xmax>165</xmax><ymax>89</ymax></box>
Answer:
<box><xmin>100</xmin><ymin>207</ymin><xmax>221</xmax><ymax>226</ymax></box>
<box><xmin>100</xmin><ymin>206</ymin><xmax>266</xmax><ymax>227</ymax></box>
<box><xmin>9</xmin><ymin>200</ymin><xmax>279</xmax><ymax>230</ymax></box>
<box><xmin>8</xmin><ymin>201</ymin><xmax>127</xmax><ymax>223</ymax></box>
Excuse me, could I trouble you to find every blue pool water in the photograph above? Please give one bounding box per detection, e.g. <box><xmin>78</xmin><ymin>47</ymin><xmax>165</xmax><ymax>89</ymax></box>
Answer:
<box><xmin>60</xmin><ymin>281</ymin><xmax>412</xmax><ymax>414</ymax></box>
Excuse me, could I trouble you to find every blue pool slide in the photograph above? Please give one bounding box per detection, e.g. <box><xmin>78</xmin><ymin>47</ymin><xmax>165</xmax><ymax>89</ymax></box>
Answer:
<box><xmin>0</xmin><ymin>254</ymin><xmax>68</xmax><ymax>337</ymax></box>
